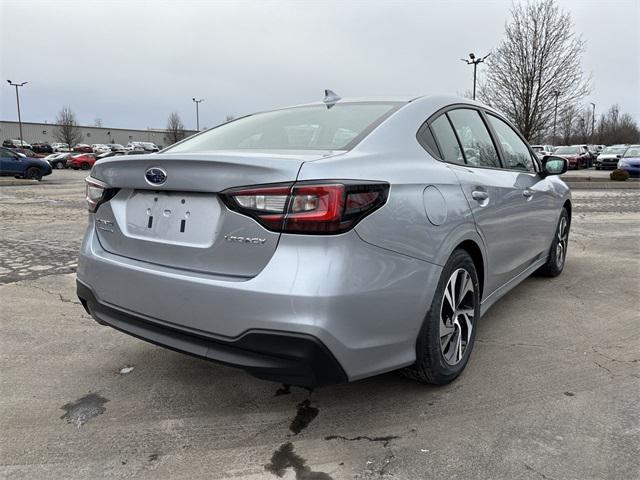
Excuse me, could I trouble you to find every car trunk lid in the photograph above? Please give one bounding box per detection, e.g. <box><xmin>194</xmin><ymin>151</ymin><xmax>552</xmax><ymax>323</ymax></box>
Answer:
<box><xmin>90</xmin><ymin>151</ymin><xmax>337</xmax><ymax>277</ymax></box>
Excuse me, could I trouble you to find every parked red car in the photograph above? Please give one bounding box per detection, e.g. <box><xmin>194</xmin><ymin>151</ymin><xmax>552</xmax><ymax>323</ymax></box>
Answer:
<box><xmin>73</xmin><ymin>144</ymin><xmax>93</xmax><ymax>153</ymax></box>
<box><xmin>553</xmin><ymin>145</ymin><xmax>590</xmax><ymax>169</ymax></box>
<box><xmin>67</xmin><ymin>153</ymin><xmax>97</xmax><ymax>170</ymax></box>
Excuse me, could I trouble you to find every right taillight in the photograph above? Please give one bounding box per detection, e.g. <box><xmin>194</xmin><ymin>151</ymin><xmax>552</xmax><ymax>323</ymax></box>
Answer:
<box><xmin>221</xmin><ymin>181</ymin><xmax>389</xmax><ymax>234</ymax></box>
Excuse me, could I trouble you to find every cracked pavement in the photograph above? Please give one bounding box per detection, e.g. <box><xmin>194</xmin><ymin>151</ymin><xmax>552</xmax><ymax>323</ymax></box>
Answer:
<box><xmin>1</xmin><ymin>170</ymin><xmax>639</xmax><ymax>479</ymax></box>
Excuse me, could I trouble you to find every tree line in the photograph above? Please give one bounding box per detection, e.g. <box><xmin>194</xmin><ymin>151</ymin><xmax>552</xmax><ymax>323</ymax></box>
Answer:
<box><xmin>479</xmin><ymin>0</ymin><xmax>639</xmax><ymax>146</ymax></box>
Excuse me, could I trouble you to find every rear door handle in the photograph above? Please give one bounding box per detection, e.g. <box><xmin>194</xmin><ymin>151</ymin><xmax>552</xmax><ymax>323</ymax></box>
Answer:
<box><xmin>523</xmin><ymin>189</ymin><xmax>534</xmax><ymax>198</ymax></box>
<box><xmin>471</xmin><ymin>190</ymin><xmax>489</xmax><ymax>201</ymax></box>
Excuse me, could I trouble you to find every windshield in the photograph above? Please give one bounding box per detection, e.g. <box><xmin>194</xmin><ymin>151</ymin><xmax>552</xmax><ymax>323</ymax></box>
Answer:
<box><xmin>166</xmin><ymin>102</ymin><xmax>402</xmax><ymax>153</ymax></box>
<box><xmin>603</xmin><ymin>147</ymin><xmax>627</xmax><ymax>154</ymax></box>
<box><xmin>554</xmin><ymin>146</ymin><xmax>578</xmax><ymax>154</ymax></box>
<box><xmin>623</xmin><ymin>146</ymin><xmax>640</xmax><ymax>157</ymax></box>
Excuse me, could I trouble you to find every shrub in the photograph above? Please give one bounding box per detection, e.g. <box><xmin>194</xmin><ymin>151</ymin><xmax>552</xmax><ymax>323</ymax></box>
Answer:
<box><xmin>610</xmin><ymin>169</ymin><xmax>630</xmax><ymax>181</ymax></box>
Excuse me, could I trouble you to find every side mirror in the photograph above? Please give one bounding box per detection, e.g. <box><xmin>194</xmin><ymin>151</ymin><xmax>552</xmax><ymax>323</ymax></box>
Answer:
<box><xmin>541</xmin><ymin>156</ymin><xmax>568</xmax><ymax>176</ymax></box>
<box><xmin>616</xmin><ymin>154</ymin><xmax>622</xmax><ymax>159</ymax></box>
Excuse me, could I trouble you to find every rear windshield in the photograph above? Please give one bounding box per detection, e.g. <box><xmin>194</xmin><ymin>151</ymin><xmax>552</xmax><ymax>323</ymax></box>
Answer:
<box><xmin>554</xmin><ymin>146</ymin><xmax>578</xmax><ymax>154</ymax></box>
<box><xmin>166</xmin><ymin>102</ymin><xmax>402</xmax><ymax>153</ymax></box>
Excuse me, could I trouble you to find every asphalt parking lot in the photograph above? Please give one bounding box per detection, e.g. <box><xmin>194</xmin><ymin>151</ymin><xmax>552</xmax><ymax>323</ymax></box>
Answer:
<box><xmin>1</xmin><ymin>170</ymin><xmax>639</xmax><ymax>480</ymax></box>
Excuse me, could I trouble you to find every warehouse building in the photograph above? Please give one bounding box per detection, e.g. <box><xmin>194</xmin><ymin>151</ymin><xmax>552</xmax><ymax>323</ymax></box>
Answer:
<box><xmin>0</xmin><ymin>120</ymin><xmax>197</xmax><ymax>148</ymax></box>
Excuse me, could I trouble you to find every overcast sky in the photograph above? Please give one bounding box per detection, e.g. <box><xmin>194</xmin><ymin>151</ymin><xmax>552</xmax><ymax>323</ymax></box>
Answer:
<box><xmin>1</xmin><ymin>0</ymin><xmax>638</xmax><ymax>131</ymax></box>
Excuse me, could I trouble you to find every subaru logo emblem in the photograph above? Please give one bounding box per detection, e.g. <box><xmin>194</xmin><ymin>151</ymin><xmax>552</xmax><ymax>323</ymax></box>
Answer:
<box><xmin>145</xmin><ymin>167</ymin><xmax>167</xmax><ymax>185</ymax></box>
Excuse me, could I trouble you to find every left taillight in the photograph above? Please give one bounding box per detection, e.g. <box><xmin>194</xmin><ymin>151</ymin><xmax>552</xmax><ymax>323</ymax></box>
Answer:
<box><xmin>220</xmin><ymin>181</ymin><xmax>389</xmax><ymax>234</ymax></box>
<box><xmin>85</xmin><ymin>177</ymin><xmax>118</xmax><ymax>213</ymax></box>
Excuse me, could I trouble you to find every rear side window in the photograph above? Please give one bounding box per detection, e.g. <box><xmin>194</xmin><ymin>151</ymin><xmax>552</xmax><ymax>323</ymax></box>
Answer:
<box><xmin>430</xmin><ymin>115</ymin><xmax>465</xmax><ymax>164</ymax></box>
<box><xmin>447</xmin><ymin>109</ymin><xmax>500</xmax><ymax>168</ymax></box>
<box><xmin>486</xmin><ymin>115</ymin><xmax>535</xmax><ymax>172</ymax></box>
<box><xmin>165</xmin><ymin>102</ymin><xmax>402</xmax><ymax>153</ymax></box>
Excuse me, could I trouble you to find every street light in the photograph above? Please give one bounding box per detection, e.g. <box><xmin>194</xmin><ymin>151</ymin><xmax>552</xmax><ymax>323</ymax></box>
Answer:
<box><xmin>590</xmin><ymin>102</ymin><xmax>596</xmax><ymax>140</ymax></box>
<box><xmin>552</xmin><ymin>90</ymin><xmax>561</xmax><ymax>145</ymax></box>
<box><xmin>7</xmin><ymin>80</ymin><xmax>28</xmax><ymax>146</ymax></box>
<box><xmin>192</xmin><ymin>98</ymin><xmax>204</xmax><ymax>131</ymax></box>
<box><xmin>461</xmin><ymin>52</ymin><xmax>490</xmax><ymax>100</ymax></box>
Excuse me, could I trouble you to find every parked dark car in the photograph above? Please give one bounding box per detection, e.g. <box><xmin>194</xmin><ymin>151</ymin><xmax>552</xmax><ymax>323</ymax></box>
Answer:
<box><xmin>2</xmin><ymin>139</ymin><xmax>31</xmax><ymax>148</ymax></box>
<box><xmin>108</xmin><ymin>144</ymin><xmax>126</xmax><ymax>152</ymax></box>
<box><xmin>67</xmin><ymin>153</ymin><xmax>97</xmax><ymax>170</ymax></box>
<box><xmin>44</xmin><ymin>152</ymin><xmax>74</xmax><ymax>169</ymax></box>
<box><xmin>31</xmin><ymin>142</ymin><xmax>54</xmax><ymax>154</ymax></box>
<box><xmin>0</xmin><ymin>146</ymin><xmax>52</xmax><ymax>180</ymax></box>
<box><xmin>12</xmin><ymin>148</ymin><xmax>45</xmax><ymax>158</ymax></box>
<box><xmin>125</xmin><ymin>149</ymin><xmax>147</xmax><ymax>155</ymax></box>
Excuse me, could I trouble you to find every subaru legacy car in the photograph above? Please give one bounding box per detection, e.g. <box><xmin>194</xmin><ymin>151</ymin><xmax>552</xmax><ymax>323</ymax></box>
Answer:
<box><xmin>77</xmin><ymin>94</ymin><xmax>570</xmax><ymax>387</ymax></box>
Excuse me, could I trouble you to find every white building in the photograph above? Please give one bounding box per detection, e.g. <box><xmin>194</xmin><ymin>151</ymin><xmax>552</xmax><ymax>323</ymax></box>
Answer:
<box><xmin>0</xmin><ymin>120</ymin><xmax>197</xmax><ymax>148</ymax></box>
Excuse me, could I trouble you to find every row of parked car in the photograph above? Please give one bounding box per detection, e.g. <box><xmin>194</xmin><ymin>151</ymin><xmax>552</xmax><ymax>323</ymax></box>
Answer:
<box><xmin>2</xmin><ymin>139</ymin><xmax>161</xmax><ymax>155</ymax></box>
<box><xmin>530</xmin><ymin>143</ymin><xmax>639</xmax><ymax>175</ymax></box>
<box><xmin>0</xmin><ymin>140</ymin><xmax>158</xmax><ymax>180</ymax></box>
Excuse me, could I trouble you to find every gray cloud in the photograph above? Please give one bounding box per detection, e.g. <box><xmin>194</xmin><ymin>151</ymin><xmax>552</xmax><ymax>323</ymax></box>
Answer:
<box><xmin>1</xmin><ymin>0</ymin><xmax>638</xmax><ymax>130</ymax></box>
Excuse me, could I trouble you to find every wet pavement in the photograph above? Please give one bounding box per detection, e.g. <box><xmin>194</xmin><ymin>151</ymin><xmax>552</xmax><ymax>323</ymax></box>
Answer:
<box><xmin>1</xmin><ymin>170</ymin><xmax>639</xmax><ymax>479</ymax></box>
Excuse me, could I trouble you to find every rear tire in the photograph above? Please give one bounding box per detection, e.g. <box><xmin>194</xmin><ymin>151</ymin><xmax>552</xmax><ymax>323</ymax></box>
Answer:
<box><xmin>54</xmin><ymin>162</ymin><xmax>65</xmax><ymax>169</ymax></box>
<box><xmin>536</xmin><ymin>207</ymin><xmax>569</xmax><ymax>277</ymax></box>
<box><xmin>403</xmin><ymin>249</ymin><xmax>480</xmax><ymax>385</ymax></box>
<box><xmin>81</xmin><ymin>163</ymin><xmax>90</xmax><ymax>170</ymax></box>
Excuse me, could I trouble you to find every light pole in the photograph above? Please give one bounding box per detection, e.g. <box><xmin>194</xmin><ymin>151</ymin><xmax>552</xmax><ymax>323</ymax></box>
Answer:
<box><xmin>7</xmin><ymin>80</ymin><xmax>28</xmax><ymax>146</ymax></box>
<box><xmin>590</xmin><ymin>102</ymin><xmax>596</xmax><ymax>141</ymax></box>
<box><xmin>192</xmin><ymin>98</ymin><xmax>204</xmax><ymax>131</ymax></box>
<box><xmin>552</xmin><ymin>90</ymin><xmax>561</xmax><ymax>145</ymax></box>
<box><xmin>461</xmin><ymin>52</ymin><xmax>490</xmax><ymax>100</ymax></box>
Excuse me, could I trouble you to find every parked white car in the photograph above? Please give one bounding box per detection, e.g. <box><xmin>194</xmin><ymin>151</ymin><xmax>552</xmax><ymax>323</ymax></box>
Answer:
<box><xmin>51</xmin><ymin>143</ymin><xmax>70</xmax><ymax>152</ymax></box>
<box><xmin>91</xmin><ymin>144</ymin><xmax>111</xmax><ymax>154</ymax></box>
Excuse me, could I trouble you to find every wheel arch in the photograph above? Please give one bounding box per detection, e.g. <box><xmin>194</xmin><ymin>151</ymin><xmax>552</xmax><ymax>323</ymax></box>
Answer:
<box><xmin>563</xmin><ymin>199</ymin><xmax>572</xmax><ymax>227</ymax></box>
<box><xmin>455</xmin><ymin>239</ymin><xmax>485</xmax><ymax>300</ymax></box>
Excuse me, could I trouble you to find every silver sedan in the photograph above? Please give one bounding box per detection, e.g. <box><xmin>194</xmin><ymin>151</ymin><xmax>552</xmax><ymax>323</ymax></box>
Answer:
<box><xmin>77</xmin><ymin>94</ymin><xmax>571</xmax><ymax>387</ymax></box>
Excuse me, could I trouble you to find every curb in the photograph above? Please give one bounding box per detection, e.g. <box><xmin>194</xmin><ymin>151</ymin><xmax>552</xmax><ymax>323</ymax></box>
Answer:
<box><xmin>566</xmin><ymin>181</ymin><xmax>639</xmax><ymax>190</ymax></box>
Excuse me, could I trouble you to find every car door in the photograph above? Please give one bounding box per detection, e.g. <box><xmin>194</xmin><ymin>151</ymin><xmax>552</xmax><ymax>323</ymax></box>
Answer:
<box><xmin>429</xmin><ymin>108</ymin><xmax>536</xmax><ymax>296</ymax></box>
<box><xmin>0</xmin><ymin>148</ymin><xmax>23</xmax><ymax>175</ymax></box>
<box><xmin>484</xmin><ymin>113</ymin><xmax>559</xmax><ymax>262</ymax></box>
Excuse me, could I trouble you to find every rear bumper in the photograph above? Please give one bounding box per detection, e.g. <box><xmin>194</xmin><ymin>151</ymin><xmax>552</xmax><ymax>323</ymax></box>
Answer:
<box><xmin>77</xmin><ymin>281</ymin><xmax>346</xmax><ymax>386</ymax></box>
<box><xmin>77</xmin><ymin>222</ymin><xmax>441</xmax><ymax>384</ymax></box>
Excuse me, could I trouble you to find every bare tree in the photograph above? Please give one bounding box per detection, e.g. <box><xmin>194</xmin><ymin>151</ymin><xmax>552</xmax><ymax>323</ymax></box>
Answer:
<box><xmin>596</xmin><ymin>105</ymin><xmax>640</xmax><ymax>144</ymax></box>
<box><xmin>479</xmin><ymin>0</ymin><xmax>589</xmax><ymax>141</ymax></box>
<box><xmin>166</xmin><ymin>112</ymin><xmax>186</xmax><ymax>144</ymax></box>
<box><xmin>225</xmin><ymin>114</ymin><xmax>236</xmax><ymax>122</ymax></box>
<box><xmin>558</xmin><ymin>104</ymin><xmax>577</xmax><ymax>145</ymax></box>
<box><xmin>53</xmin><ymin>106</ymin><xmax>83</xmax><ymax>148</ymax></box>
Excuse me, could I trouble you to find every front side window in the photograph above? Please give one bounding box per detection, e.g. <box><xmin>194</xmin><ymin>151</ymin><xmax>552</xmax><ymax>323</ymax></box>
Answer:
<box><xmin>447</xmin><ymin>109</ymin><xmax>500</xmax><ymax>168</ymax></box>
<box><xmin>486</xmin><ymin>114</ymin><xmax>535</xmax><ymax>172</ymax></box>
<box><xmin>166</xmin><ymin>102</ymin><xmax>402</xmax><ymax>153</ymax></box>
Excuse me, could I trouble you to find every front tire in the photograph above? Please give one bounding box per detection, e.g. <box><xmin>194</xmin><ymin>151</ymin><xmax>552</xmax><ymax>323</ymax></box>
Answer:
<box><xmin>25</xmin><ymin>167</ymin><xmax>43</xmax><ymax>181</ymax></box>
<box><xmin>536</xmin><ymin>207</ymin><xmax>569</xmax><ymax>277</ymax></box>
<box><xmin>403</xmin><ymin>249</ymin><xmax>480</xmax><ymax>385</ymax></box>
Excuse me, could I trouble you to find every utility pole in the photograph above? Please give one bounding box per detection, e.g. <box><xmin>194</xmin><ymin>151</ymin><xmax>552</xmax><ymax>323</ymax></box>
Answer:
<box><xmin>7</xmin><ymin>80</ymin><xmax>28</xmax><ymax>146</ymax></box>
<box><xmin>192</xmin><ymin>98</ymin><xmax>204</xmax><ymax>131</ymax></box>
<box><xmin>590</xmin><ymin>102</ymin><xmax>596</xmax><ymax>141</ymax></box>
<box><xmin>552</xmin><ymin>90</ymin><xmax>561</xmax><ymax>145</ymax></box>
<box><xmin>461</xmin><ymin>52</ymin><xmax>490</xmax><ymax>100</ymax></box>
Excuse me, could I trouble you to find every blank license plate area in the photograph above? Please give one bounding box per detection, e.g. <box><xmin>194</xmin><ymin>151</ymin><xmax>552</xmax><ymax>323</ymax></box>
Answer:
<box><xmin>125</xmin><ymin>191</ymin><xmax>220</xmax><ymax>246</ymax></box>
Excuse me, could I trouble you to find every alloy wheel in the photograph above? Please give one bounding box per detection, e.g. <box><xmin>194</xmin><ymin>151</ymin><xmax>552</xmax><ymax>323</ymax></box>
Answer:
<box><xmin>439</xmin><ymin>268</ymin><xmax>475</xmax><ymax>365</ymax></box>
<box><xmin>556</xmin><ymin>216</ymin><xmax>568</xmax><ymax>269</ymax></box>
